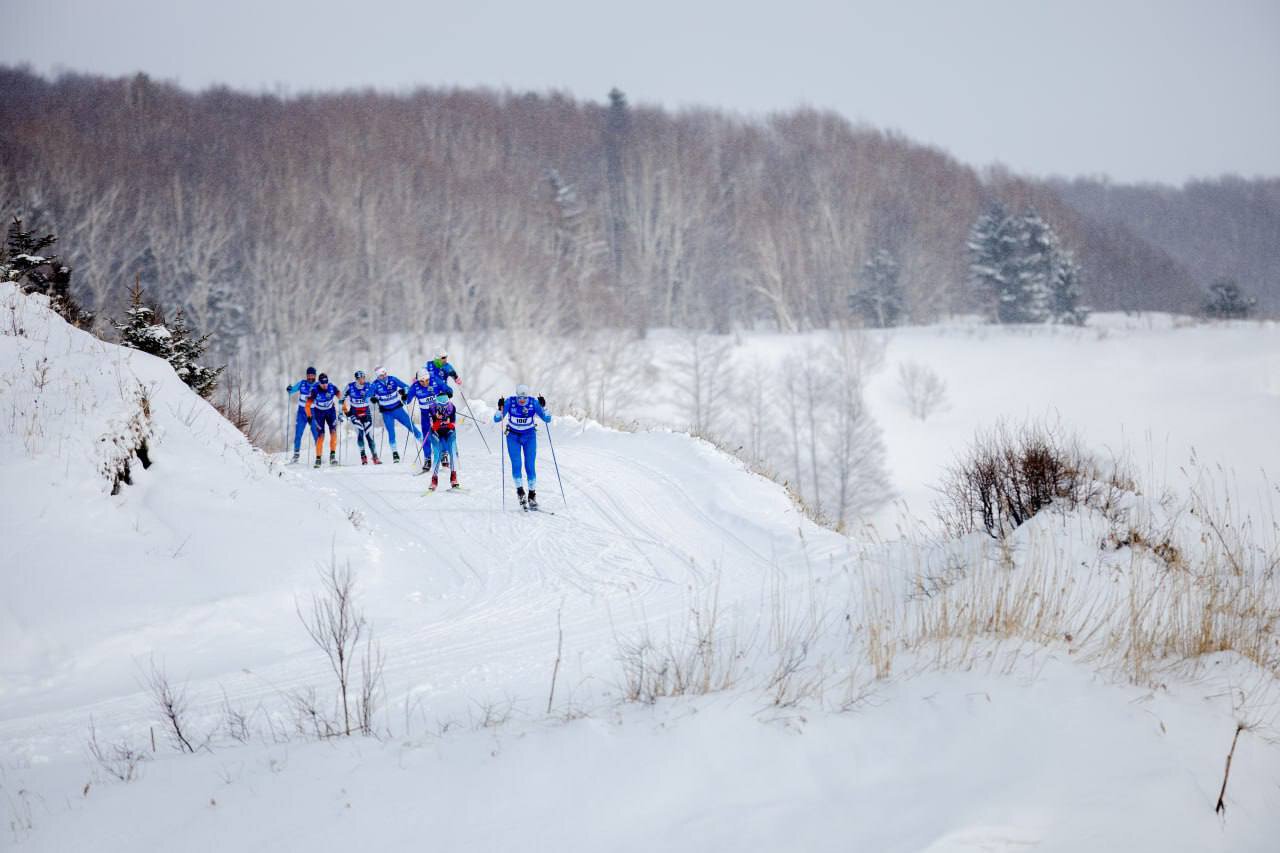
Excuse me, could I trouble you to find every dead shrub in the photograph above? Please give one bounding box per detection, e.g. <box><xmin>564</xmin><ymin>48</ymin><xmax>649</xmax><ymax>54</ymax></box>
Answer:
<box><xmin>935</xmin><ymin>420</ymin><xmax>1103</xmax><ymax>539</ymax></box>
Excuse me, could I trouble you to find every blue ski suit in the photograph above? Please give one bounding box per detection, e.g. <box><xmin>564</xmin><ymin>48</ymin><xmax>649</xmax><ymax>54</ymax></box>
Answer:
<box><xmin>344</xmin><ymin>380</ymin><xmax>378</xmax><ymax>456</ymax></box>
<box><xmin>370</xmin><ymin>375</ymin><xmax>421</xmax><ymax>450</ymax></box>
<box><xmin>405</xmin><ymin>380</ymin><xmax>438</xmax><ymax>431</ymax></box>
<box><xmin>286</xmin><ymin>377</ymin><xmax>320</xmax><ymax>452</ymax></box>
<box><xmin>422</xmin><ymin>359</ymin><xmax>460</xmax><ymax>397</ymax></box>
<box><xmin>494</xmin><ymin>395</ymin><xmax>551</xmax><ymax>488</ymax></box>
<box><xmin>308</xmin><ymin>382</ymin><xmax>343</xmax><ymax>454</ymax></box>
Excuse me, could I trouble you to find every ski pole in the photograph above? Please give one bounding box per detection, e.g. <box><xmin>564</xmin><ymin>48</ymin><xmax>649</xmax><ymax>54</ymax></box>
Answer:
<box><xmin>545</xmin><ymin>422</ymin><xmax>566</xmax><ymax>507</ymax></box>
<box><xmin>457</xmin><ymin>388</ymin><xmax>491</xmax><ymax>454</ymax></box>
<box><xmin>498</xmin><ymin>422</ymin><xmax>506</xmax><ymax>510</ymax></box>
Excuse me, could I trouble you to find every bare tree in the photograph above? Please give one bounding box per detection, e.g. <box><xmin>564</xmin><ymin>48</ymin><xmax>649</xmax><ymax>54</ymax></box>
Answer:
<box><xmin>296</xmin><ymin>560</ymin><xmax>365</xmax><ymax>737</ymax></box>
<box><xmin>144</xmin><ymin>658</ymin><xmax>200</xmax><ymax>754</ymax></box>
<box><xmin>898</xmin><ymin>360</ymin><xmax>949</xmax><ymax>421</ymax></box>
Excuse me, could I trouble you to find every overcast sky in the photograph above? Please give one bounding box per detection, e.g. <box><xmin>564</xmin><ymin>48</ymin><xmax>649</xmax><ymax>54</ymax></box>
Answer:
<box><xmin>4</xmin><ymin>0</ymin><xmax>1278</xmax><ymax>184</ymax></box>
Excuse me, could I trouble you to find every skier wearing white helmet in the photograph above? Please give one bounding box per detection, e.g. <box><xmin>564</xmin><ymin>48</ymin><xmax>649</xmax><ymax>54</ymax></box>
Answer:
<box><xmin>369</xmin><ymin>365</ymin><xmax>421</xmax><ymax>463</ymax></box>
<box><xmin>493</xmin><ymin>383</ymin><xmax>551</xmax><ymax>510</ymax></box>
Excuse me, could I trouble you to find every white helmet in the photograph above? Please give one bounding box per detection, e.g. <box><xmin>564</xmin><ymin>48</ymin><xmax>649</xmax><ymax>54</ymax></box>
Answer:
<box><xmin>515</xmin><ymin>384</ymin><xmax>531</xmax><ymax>398</ymax></box>
<box><xmin>416</xmin><ymin>369</ymin><xmax>429</xmax><ymax>381</ymax></box>
<box><xmin>375</xmin><ymin>366</ymin><xmax>388</xmax><ymax>378</ymax></box>
<box><xmin>437</xmin><ymin>347</ymin><xmax>448</xmax><ymax>360</ymax></box>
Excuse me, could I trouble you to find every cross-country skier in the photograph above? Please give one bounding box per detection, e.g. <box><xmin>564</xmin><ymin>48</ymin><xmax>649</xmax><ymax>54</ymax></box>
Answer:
<box><xmin>421</xmin><ymin>348</ymin><xmax>461</xmax><ymax>399</ymax></box>
<box><xmin>404</xmin><ymin>370</ymin><xmax>440</xmax><ymax>472</ymax></box>
<box><xmin>493</xmin><ymin>384</ymin><xmax>551</xmax><ymax>510</ymax></box>
<box><xmin>308</xmin><ymin>373</ymin><xmax>344</xmax><ymax>468</ymax></box>
<box><xmin>370</xmin><ymin>366</ymin><xmax>420</xmax><ymax>463</ymax></box>
<box><xmin>343</xmin><ymin>370</ymin><xmax>381</xmax><ymax>465</ymax></box>
<box><xmin>425</xmin><ymin>393</ymin><xmax>461</xmax><ymax>491</ymax></box>
<box><xmin>285</xmin><ymin>366</ymin><xmax>320</xmax><ymax>463</ymax></box>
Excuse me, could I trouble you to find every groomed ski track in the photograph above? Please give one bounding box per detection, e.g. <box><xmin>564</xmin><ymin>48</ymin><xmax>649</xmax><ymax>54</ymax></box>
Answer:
<box><xmin>0</xmin><ymin>417</ymin><xmax>855</xmax><ymax>753</ymax></box>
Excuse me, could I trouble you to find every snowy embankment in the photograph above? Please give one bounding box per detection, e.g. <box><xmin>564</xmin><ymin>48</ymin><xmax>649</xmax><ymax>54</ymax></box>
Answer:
<box><xmin>3</xmin><ymin>284</ymin><xmax>1279</xmax><ymax>852</ymax></box>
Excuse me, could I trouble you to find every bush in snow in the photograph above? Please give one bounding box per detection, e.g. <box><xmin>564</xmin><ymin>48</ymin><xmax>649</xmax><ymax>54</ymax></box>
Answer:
<box><xmin>2</xmin><ymin>215</ymin><xmax>93</xmax><ymax>328</ymax></box>
<box><xmin>934</xmin><ymin>420</ymin><xmax>1101</xmax><ymax>539</ymax></box>
<box><xmin>848</xmin><ymin>249</ymin><xmax>905</xmax><ymax>328</ymax></box>
<box><xmin>114</xmin><ymin>278</ymin><xmax>223</xmax><ymax>398</ymax></box>
<box><xmin>1201</xmin><ymin>277</ymin><xmax>1256</xmax><ymax>320</ymax></box>
<box><xmin>967</xmin><ymin>204</ymin><xmax>1087</xmax><ymax>325</ymax></box>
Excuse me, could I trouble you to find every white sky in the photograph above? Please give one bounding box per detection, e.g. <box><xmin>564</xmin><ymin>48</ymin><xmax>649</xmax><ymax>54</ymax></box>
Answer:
<box><xmin>3</xmin><ymin>0</ymin><xmax>1278</xmax><ymax>184</ymax></box>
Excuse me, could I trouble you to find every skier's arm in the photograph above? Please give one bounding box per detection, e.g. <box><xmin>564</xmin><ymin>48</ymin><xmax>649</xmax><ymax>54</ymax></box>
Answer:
<box><xmin>492</xmin><ymin>397</ymin><xmax>506</xmax><ymax>423</ymax></box>
<box><xmin>534</xmin><ymin>400</ymin><xmax>552</xmax><ymax>423</ymax></box>
<box><xmin>447</xmin><ymin>364</ymin><xmax>460</xmax><ymax>385</ymax></box>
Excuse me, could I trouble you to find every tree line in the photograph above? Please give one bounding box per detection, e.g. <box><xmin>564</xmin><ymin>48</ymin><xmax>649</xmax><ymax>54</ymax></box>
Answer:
<box><xmin>0</xmin><ymin>66</ymin><xmax>1252</xmax><ymax>382</ymax></box>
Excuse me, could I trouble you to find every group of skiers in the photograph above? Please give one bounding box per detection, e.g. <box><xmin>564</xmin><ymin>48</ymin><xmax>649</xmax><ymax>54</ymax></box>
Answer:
<box><xmin>285</xmin><ymin>350</ymin><xmax>553</xmax><ymax>508</ymax></box>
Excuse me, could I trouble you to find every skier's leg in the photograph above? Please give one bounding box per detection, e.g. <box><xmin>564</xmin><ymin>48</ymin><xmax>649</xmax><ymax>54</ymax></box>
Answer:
<box><xmin>381</xmin><ymin>410</ymin><xmax>398</xmax><ymax>453</ymax></box>
<box><xmin>293</xmin><ymin>407</ymin><xmax>309</xmax><ymax>453</ymax></box>
<box><xmin>506</xmin><ymin>431</ymin><xmax>524</xmax><ymax>488</ymax></box>
<box><xmin>524</xmin><ymin>432</ymin><xmax>538</xmax><ymax>491</ymax></box>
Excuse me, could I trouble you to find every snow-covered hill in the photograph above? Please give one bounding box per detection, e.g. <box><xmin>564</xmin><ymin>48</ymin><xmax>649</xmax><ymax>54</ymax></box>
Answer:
<box><xmin>3</xmin><ymin>284</ymin><xmax>1278</xmax><ymax>852</ymax></box>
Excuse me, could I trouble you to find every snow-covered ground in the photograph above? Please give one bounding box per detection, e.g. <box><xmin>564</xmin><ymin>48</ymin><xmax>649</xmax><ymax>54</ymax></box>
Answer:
<box><xmin>3</xmin><ymin>285</ymin><xmax>1279</xmax><ymax>851</ymax></box>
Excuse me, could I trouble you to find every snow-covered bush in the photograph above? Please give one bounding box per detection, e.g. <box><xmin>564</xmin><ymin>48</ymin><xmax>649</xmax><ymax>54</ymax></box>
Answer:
<box><xmin>1202</xmin><ymin>278</ymin><xmax>1257</xmax><ymax>320</ymax></box>
<box><xmin>98</xmin><ymin>382</ymin><xmax>153</xmax><ymax>496</ymax></box>
<box><xmin>934</xmin><ymin>420</ymin><xmax>1105</xmax><ymax>539</ymax></box>
<box><xmin>2</xmin><ymin>215</ymin><xmax>93</xmax><ymax>328</ymax></box>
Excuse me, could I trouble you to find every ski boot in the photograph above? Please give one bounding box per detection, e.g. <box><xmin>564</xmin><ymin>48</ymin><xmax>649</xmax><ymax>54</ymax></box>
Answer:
<box><xmin>516</xmin><ymin>486</ymin><xmax>528</xmax><ymax>510</ymax></box>
<box><xmin>421</xmin><ymin>460</ymin><xmax>431</xmax><ymax>474</ymax></box>
<box><xmin>313</xmin><ymin>455</ymin><xmax>322</xmax><ymax>469</ymax></box>
<box><xmin>429</xmin><ymin>473</ymin><xmax>439</xmax><ymax>492</ymax></box>
<box><xmin>442</xmin><ymin>452</ymin><xmax>450</xmax><ymax>469</ymax></box>
<box><xmin>450</xmin><ymin>470</ymin><xmax>460</xmax><ymax>490</ymax></box>
<box><xmin>372</xmin><ymin>454</ymin><xmax>382</xmax><ymax>465</ymax></box>
<box><xmin>527</xmin><ymin>489</ymin><xmax>539</xmax><ymax>511</ymax></box>
<box><xmin>291</xmin><ymin>451</ymin><xmax>300</xmax><ymax>464</ymax></box>
<box><xmin>329</xmin><ymin>450</ymin><xmax>338</xmax><ymax>466</ymax></box>
<box><xmin>392</xmin><ymin>451</ymin><xmax>401</xmax><ymax>463</ymax></box>
<box><xmin>360</xmin><ymin>453</ymin><xmax>368</xmax><ymax>466</ymax></box>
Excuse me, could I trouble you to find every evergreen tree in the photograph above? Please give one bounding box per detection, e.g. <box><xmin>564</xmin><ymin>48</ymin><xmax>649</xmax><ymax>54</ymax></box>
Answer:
<box><xmin>967</xmin><ymin>205</ymin><xmax>1086</xmax><ymax>325</ymax></box>
<box><xmin>168</xmin><ymin>309</ymin><xmax>223</xmax><ymax>398</ymax></box>
<box><xmin>1047</xmin><ymin>248</ymin><xmax>1088</xmax><ymax>325</ymax></box>
<box><xmin>114</xmin><ymin>278</ymin><xmax>223</xmax><ymax>397</ymax></box>
<box><xmin>114</xmin><ymin>278</ymin><xmax>174</xmax><ymax>359</ymax></box>
<box><xmin>848</xmin><ymin>249</ymin><xmax>904</xmax><ymax>327</ymax></box>
<box><xmin>967</xmin><ymin>202</ymin><xmax>1030</xmax><ymax>323</ymax></box>
<box><xmin>3</xmin><ymin>216</ymin><xmax>93</xmax><ymax>327</ymax></box>
<box><xmin>1202</xmin><ymin>278</ymin><xmax>1256</xmax><ymax>320</ymax></box>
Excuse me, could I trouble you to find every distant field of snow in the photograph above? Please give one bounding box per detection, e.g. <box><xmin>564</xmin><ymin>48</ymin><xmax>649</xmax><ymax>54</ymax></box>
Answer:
<box><xmin>3</xmin><ymin>285</ymin><xmax>1278</xmax><ymax>851</ymax></box>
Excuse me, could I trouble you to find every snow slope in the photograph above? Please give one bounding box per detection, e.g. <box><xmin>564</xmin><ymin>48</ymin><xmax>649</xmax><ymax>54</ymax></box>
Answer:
<box><xmin>3</xmin><ymin>285</ymin><xmax>1279</xmax><ymax>851</ymax></box>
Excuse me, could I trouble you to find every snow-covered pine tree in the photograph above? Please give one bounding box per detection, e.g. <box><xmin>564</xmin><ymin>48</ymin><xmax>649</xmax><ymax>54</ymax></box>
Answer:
<box><xmin>1202</xmin><ymin>278</ymin><xmax>1256</xmax><ymax>320</ymax></box>
<box><xmin>114</xmin><ymin>278</ymin><xmax>174</xmax><ymax>359</ymax></box>
<box><xmin>967</xmin><ymin>202</ymin><xmax>1032</xmax><ymax>323</ymax></box>
<box><xmin>1047</xmin><ymin>247</ymin><xmax>1088</xmax><ymax>325</ymax></box>
<box><xmin>1012</xmin><ymin>210</ymin><xmax>1055</xmax><ymax>322</ymax></box>
<box><xmin>168</xmin><ymin>309</ymin><xmax>223</xmax><ymax>398</ymax></box>
<box><xmin>4</xmin><ymin>216</ymin><xmax>93</xmax><ymax>327</ymax></box>
<box><xmin>968</xmin><ymin>206</ymin><xmax>1084</xmax><ymax>325</ymax></box>
<box><xmin>848</xmin><ymin>249</ymin><xmax>904</xmax><ymax>328</ymax></box>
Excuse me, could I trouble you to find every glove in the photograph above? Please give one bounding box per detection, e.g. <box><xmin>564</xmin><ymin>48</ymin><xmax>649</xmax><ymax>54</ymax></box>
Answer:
<box><xmin>497</xmin><ymin>397</ymin><xmax>505</xmax><ymax>411</ymax></box>
<box><xmin>337</xmin><ymin>414</ymin><xmax>345</xmax><ymax>424</ymax></box>
<box><xmin>454</xmin><ymin>378</ymin><xmax>462</xmax><ymax>387</ymax></box>
<box><xmin>398</xmin><ymin>389</ymin><xmax>408</xmax><ymax>403</ymax></box>
<box><xmin>537</xmin><ymin>395</ymin><xmax>546</xmax><ymax>407</ymax></box>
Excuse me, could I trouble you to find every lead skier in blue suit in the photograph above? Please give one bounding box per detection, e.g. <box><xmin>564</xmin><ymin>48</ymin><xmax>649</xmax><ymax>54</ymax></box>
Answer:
<box><xmin>285</xmin><ymin>366</ymin><xmax>320</xmax><ymax>463</ymax></box>
<box><xmin>370</xmin><ymin>366</ymin><xmax>421</xmax><ymax>463</ymax></box>
<box><xmin>494</xmin><ymin>384</ymin><xmax>551</xmax><ymax>509</ymax></box>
